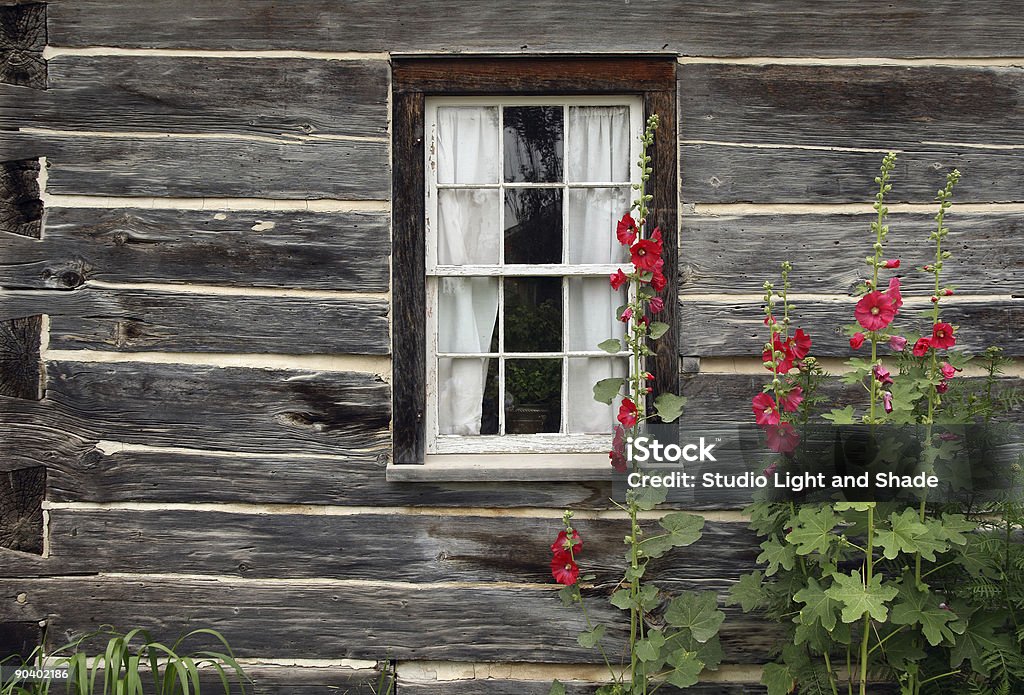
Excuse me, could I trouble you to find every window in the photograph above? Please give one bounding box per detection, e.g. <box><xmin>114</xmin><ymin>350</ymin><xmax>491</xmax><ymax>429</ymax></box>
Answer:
<box><xmin>391</xmin><ymin>58</ymin><xmax>677</xmax><ymax>477</ymax></box>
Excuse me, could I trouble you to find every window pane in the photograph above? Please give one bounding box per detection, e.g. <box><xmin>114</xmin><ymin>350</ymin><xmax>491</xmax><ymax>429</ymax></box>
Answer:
<box><xmin>567</xmin><ymin>105</ymin><xmax>631</xmax><ymax>182</ymax></box>
<box><xmin>566</xmin><ymin>187</ymin><xmax>631</xmax><ymax>264</ymax></box>
<box><xmin>437</xmin><ymin>189</ymin><xmax>500</xmax><ymax>264</ymax></box>
<box><xmin>567</xmin><ymin>358</ymin><xmax>627</xmax><ymax>433</ymax></box>
<box><xmin>437</xmin><ymin>277</ymin><xmax>499</xmax><ymax>353</ymax></box>
<box><xmin>438</xmin><ymin>357</ymin><xmax>499</xmax><ymax>435</ymax></box>
<box><xmin>506</xmin><ymin>359</ymin><xmax>561</xmax><ymax>434</ymax></box>
<box><xmin>504</xmin><ymin>277</ymin><xmax>562</xmax><ymax>352</ymax></box>
<box><xmin>437</xmin><ymin>106</ymin><xmax>499</xmax><ymax>184</ymax></box>
<box><xmin>566</xmin><ymin>277</ymin><xmax>625</xmax><ymax>351</ymax></box>
<box><xmin>503</xmin><ymin>106</ymin><xmax>564</xmax><ymax>183</ymax></box>
<box><xmin>504</xmin><ymin>188</ymin><xmax>562</xmax><ymax>264</ymax></box>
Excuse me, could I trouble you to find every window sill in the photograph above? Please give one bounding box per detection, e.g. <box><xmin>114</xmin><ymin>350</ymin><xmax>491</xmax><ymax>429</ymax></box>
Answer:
<box><xmin>386</xmin><ymin>453</ymin><xmax>613</xmax><ymax>482</ymax></box>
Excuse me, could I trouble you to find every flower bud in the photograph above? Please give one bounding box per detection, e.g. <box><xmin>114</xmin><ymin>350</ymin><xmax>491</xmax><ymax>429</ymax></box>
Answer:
<box><xmin>883</xmin><ymin>259</ymin><xmax>900</xmax><ymax>269</ymax></box>
<box><xmin>943</xmin><ymin>288</ymin><xmax>954</xmax><ymax>296</ymax></box>
<box><xmin>931</xmin><ymin>296</ymin><xmax>939</xmax><ymax>303</ymax></box>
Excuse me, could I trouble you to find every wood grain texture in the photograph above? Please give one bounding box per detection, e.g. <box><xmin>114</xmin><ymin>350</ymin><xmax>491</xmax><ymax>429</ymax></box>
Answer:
<box><xmin>680</xmin><ymin>298</ymin><xmax>1024</xmax><ymax>357</ymax></box>
<box><xmin>680</xmin><ymin>212</ymin><xmax>1024</xmax><ymax>296</ymax></box>
<box><xmin>0</xmin><ymin>315</ymin><xmax>41</xmax><ymax>399</ymax></box>
<box><xmin>32</xmin><ymin>361</ymin><xmax>391</xmax><ymax>455</ymax></box>
<box><xmin>0</xmin><ymin>57</ymin><xmax>388</xmax><ymax>138</ymax></box>
<box><xmin>0</xmin><ymin>159</ymin><xmax>42</xmax><ymax>239</ymax></box>
<box><xmin>5</xmin><ymin>133</ymin><xmax>389</xmax><ymax>199</ymax></box>
<box><xmin>398</xmin><ymin>679</ymin><xmax>767</xmax><ymax>695</ymax></box>
<box><xmin>0</xmin><ymin>3</ymin><xmax>45</xmax><ymax>89</ymax></box>
<box><xmin>0</xmin><ymin>577</ymin><xmax>778</xmax><ymax>663</ymax></box>
<box><xmin>680</xmin><ymin>144</ymin><xmax>1024</xmax><ymax>204</ymax></box>
<box><xmin>0</xmin><ymin>465</ymin><xmax>44</xmax><ymax>555</ymax></box>
<box><xmin>46</xmin><ymin>510</ymin><xmax>759</xmax><ymax>586</ymax></box>
<box><xmin>0</xmin><ymin>620</ymin><xmax>40</xmax><ymax>660</ymax></box>
<box><xmin>0</xmin><ymin>288</ymin><xmax>390</xmax><ymax>354</ymax></box>
<box><xmin>680</xmin><ymin>64</ymin><xmax>1024</xmax><ymax>149</ymax></box>
<box><xmin>217</xmin><ymin>665</ymin><xmax>390</xmax><ymax>695</ymax></box>
<box><xmin>45</xmin><ymin>0</ymin><xmax>1024</xmax><ymax>57</ymax></box>
<box><xmin>0</xmin><ymin>208</ymin><xmax>390</xmax><ymax>291</ymax></box>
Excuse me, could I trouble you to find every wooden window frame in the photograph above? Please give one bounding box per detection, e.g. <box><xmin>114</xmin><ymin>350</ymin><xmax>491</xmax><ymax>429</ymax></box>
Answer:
<box><xmin>392</xmin><ymin>56</ymin><xmax>678</xmax><ymax>470</ymax></box>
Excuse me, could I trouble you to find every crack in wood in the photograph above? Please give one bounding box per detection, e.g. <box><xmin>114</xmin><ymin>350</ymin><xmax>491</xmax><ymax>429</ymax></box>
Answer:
<box><xmin>0</xmin><ymin>3</ymin><xmax>46</xmax><ymax>89</ymax></box>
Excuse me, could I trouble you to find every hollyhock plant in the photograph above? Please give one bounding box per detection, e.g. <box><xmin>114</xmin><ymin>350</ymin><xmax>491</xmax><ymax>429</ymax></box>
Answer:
<box><xmin>854</xmin><ymin>291</ymin><xmax>896</xmax><ymax>331</ymax></box>
<box><xmin>617</xmin><ymin>397</ymin><xmax>638</xmax><ymax>427</ymax></box>
<box><xmin>779</xmin><ymin>386</ymin><xmax>804</xmax><ymax>413</ymax></box>
<box><xmin>912</xmin><ymin>337</ymin><xmax>931</xmax><ymax>357</ymax></box>
<box><xmin>551</xmin><ymin>553</ymin><xmax>579</xmax><ymax>586</ymax></box>
<box><xmin>616</xmin><ymin>213</ymin><xmax>638</xmax><ymax>245</ymax></box>
<box><xmin>629</xmin><ymin>236</ymin><xmax>663</xmax><ymax>271</ymax></box>
<box><xmin>609</xmin><ymin>268</ymin><xmax>628</xmax><ymax>290</ymax></box>
<box><xmin>850</xmin><ymin>332</ymin><xmax>866</xmax><ymax>349</ymax></box>
<box><xmin>550</xmin><ymin>530</ymin><xmax>582</xmax><ymax>555</ymax></box>
<box><xmin>752</xmin><ymin>392</ymin><xmax>781</xmax><ymax>426</ymax></box>
<box><xmin>931</xmin><ymin>322</ymin><xmax>956</xmax><ymax>349</ymax></box>
<box><xmin>765</xmin><ymin>422</ymin><xmax>800</xmax><ymax>454</ymax></box>
<box><xmin>889</xmin><ymin>335</ymin><xmax>907</xmax><ymax>351</ymax></box>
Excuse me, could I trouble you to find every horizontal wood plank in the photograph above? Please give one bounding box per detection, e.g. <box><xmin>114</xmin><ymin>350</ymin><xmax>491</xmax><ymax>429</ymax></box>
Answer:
<box><xmin>45</xmin><ymin>1</ymin><xmax>1024</xmax><ymax>57</ymax></box>
<box><xmin>680</xmin><ymin>144</ymin><xmax>1024</xmax><ymax>204</ymax></box>
<box><xmin>45</xmin><ymin>511</ymin><xmax>759</xmax><ymax>586</ymax></box>
<box><xmin>0</xmin><ymin>208</ymin><xmax>390</xmax><ymax>291</ymax></box>
<box><xmin>18</xmin><ymin>361</ymin><xmax>391</xmax><ymax>455</ymax></box>
<box><xmin>680</xmin><ymin>298</ymin><xmax>1024</xmax><ymax>357</ymax></box>
<box><xmin>2</xmin><ymin>133</ymin><xmax>389</xmax><ymax>199</ymax></box>
<box><xmin>680</xmin><ymin>212</ymin><xmax>1024</xmax><ymax>296</ymax></box>
<box><xmin>398</xmin><ymin>678</ymin><xmax>766</xmax><ymax>695</ymax></box>
<box><xmin>0</xmin><ymin>288</ymin><xmax>390</xmax><ymax>354</ymax></box>
<box><xmin>226</xmin><ymin>665</ymin><xmax>390</xmax><ymax>695</ymax></box>
<box><xmin>0</xmin><ymin>577</ymin><xmax>777</xmax><ymax>663</ymax></box>
<box><xmin>0</xmin><ymin>56</ymin><xmax>388</xmax><ymax>139</ymax></box>
<box><xmin>680</xmin><ymin>64</ymin><xmax>1024</xmax><ymax>149</ymax></box>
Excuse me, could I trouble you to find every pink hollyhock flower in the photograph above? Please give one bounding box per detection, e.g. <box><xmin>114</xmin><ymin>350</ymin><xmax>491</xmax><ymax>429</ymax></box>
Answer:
<box><xmin>551</xmin><ymin>553</ymin><xmax>580</xmax><ymax>585</ymax></box>
<box><xmin>873</xmin><ymin>364</ymin><xmax>894</xmax><ymax>386</ymax></box>
<box><xmin>884</xmin><ymin>259</ymin><xmax>901</xmax><ymax>269</ymax></box>
<box><xmin>855</xmin><ymin>291</ymin><xmax>896</xmax><ymax>331</ymax></box>
<box><xmin>931</xmin><ymin>322</ymin><xmax>956</xmax><ymax>349</ymax></box>
<box><xmin>779</xmin><ymin>386</ymin><xmax>803</xmax><ymax>413</ymax></box>
<box><xmin>765</xmin><ymin>423</ymin><xmax>800</xmax><ymax>454</ymax></box>
<box><xmin>630</xmin><ymin>236</ymin><xmax>663</xmax><ymax>272</ymax></box>
<box><xmin>850</xmin><ymin>332</ymin><xmax>866</xmax><ymax>349</ymax></box>
<box><xmin>617</xmin><ymin>398</ymin><xmax>638</xmax><ymax>427</ymax></box>
<box><xmin>943</xmin><ymin>288</ymin><xmax>954</xmax><ymax>296</ymax></box>
<box><xmin>649</xmin><ymin>296</ymin><xmax>665</xmax><ymax>314</ymax></box>
<box><xmin>610</xmin><ymin>268</ymin><xmax>628</xmax><ymax>290</ymax></box>
<box><xmin>609</xmin><ymin>426</ymin><xmax>627</xmax><ymax>472</ymax></box>
<box><xmin>883</xmin><ymin>391</ymin><xmax>893</xmax><ymax>413</ymax></box>
<box><xmin>616</xmin><ymin>213</ymin><xmax>637</xmax><ymax>245</ymax></box>
<box><xmin>650</xmin><ymin>271</ymin><xmax>667</xmax><ymax>292</ymax></box>
<box><xmin>939</xmin><ymin>432</ymin><xmax>960</xmax><ymax>441</ymax></box>
<box><xmin>889</xmin><ymin>335</ymin><xmax>908</xmax><ymax>351</ymax></box>
<box><xmin>912</xmin><ymin>337</ymin><xmax>931</xmax><ymax>357</ymax></box>
<box><xmin>887</xmin><ymin>277</ymin><xmax>904</xmax><ymax>311</ymax></box>
<box><xmin>762</xmin><ymin>336</ymin><xmax>794</xmax><ymax>374</ymax></box>
<box><xmin>791</xmin><ymin>329</ymin><xmax>812</xmax><ymax>359</ymax></box>
<box><xmin>936</xmin><ymin>380</ymin><xmax>949</xmax><ymax>394</ymax></box>
<box><xmin>763</xmin><ymin>461</ymin><xmax>778</xmax><ymax>476</ymax></box>
<box><xmin>752</xmin><ymin>392</ymin><xmax>781</xmax><ymax>426</ymax></box>
<box><xmin>619</xmin><ymin>307</ymin><xmax>633</xmax><ymax>323</ymax></box>
<box><xmin>940</xmin><ymin>362</ymin><xmax>958</xmax><ymax>379</ymax></box>
<box><xmin>551</xmin><ymin>530</ymin><xmax>583</xmax><ymax>555</ymax></box>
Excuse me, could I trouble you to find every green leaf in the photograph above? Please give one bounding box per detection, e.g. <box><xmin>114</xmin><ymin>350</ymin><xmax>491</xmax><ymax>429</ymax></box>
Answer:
<box><xmin>664</xmin><ymin>650</ymin><xmax>703</xmax><ymax>689</ymax></box>
<box><xmin>548</xmin><ymin>680</ymin><xmax>566</xmax><ymax>695</ymax></box>
<box><xmin>609</xmin><ymin>589</ymin><xmax>633</xmax><ymax>611</ymax></box>
<box><xmin>635</xmin><ymin>636</ymin><xmax>660</xmax><ymax>662</ymax></box>
<box><xmin>825</xmin><ymin>570</ymin><xmax>899</xmax><ymax>624</ymax></box>
<box><xmin>649</xmin><ymin>321</ymin><xmax>670</xmax><ymax>339</ymax></box>
<box><xmin>785</xmin><ymin>506</ymin><xmax>839</xmax><ymax>556</ymax></box>
<box><xmin>592</xmin><ymin>377</ymin><xmax>625</xmax><ymax>405</ymax></box>
<box><xmin>936</xmin><ymin>513</ymin><xmax>976</xmax><ymax>545</ymax></box>
<box><xmin>949</xmin><ymin>610</ymin><xmax>1012</xmax><ymax>673</ymax></box>
<box><xmin>761</xmin><ymin>663</ymin><xmax>795</xmax><ymax>695</ymax></box>
<box><xmin>664</xmin><ymin>591</ymin><xmax>725</xmax><ymax>643</ymax></box>
<box><xmin>641</xmin><ymin>512</ymin><xmax>704</xmax><ymax>558</ymax></box>
<box><xmin>631</xmin><ymin>485</ymin><xmax>668</xmax><ymax>511</ymax></box>
<box><xmin>757</xmin><ymin>537</ymin><xmax>796</xmax><ymax>577</ymax></box>
<box><xmin>834</xmin><ymin>502</ymin><xmax>875</xmax><ymax>512</ymax></box>
<box><xmin>875</xmin><ymin>508</ymin><xmax>928</xmax><ymax>560</ymax></box>
<box><xmin>558</xmin><ymin>585</ymin><xmax>575</xmax><ymax>607</ymax></box>
<box><xmin>726</xmin><ymin>571</ymin><xmax>766</xmax><ymax>612</ymax></box>
<box><xmin>890</xmin><ymin>580</ymin><xmax>959</xmax><ymax>647</ymax></box>
<box><xmin>653</xmin><ymin>393</ymin><xmax>687</xmax><ymax>423</ymax></box>
<box><xmin>577</xmin><ymin>624</ymin><xmax>605</xmax><ymax>649</ymax></box>
<box><xmin>793</xmin><ymin>577</ymin><xmax>841</xmax><ymax>632</ymax></box>
<box><xmin>822</xmin><ymin>405</ymin><xmax>855</xmax><ymax>424</ymax></box>
<box><xmin>597</xmin><ymin>338</ymin><xmax>622</xmax><ymax>354</ymax></box>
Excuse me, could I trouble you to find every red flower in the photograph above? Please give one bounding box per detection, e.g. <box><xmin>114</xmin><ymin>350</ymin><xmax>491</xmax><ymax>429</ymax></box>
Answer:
<box><xmin>551</xmin><ymin>553</ymin><xmax>580</xmax><ymax>585</ymax></box>
<box><xmin>762</xmin><ymin>335</ymin><xmax>794</xmax><ymax>373</ymax></box>
<box><xmin>649</xmin><ymin>296</ymin><xmax>665</xmax><ymax>314</ymax></box>
<box><xmin>883</xmin><ymin>391</ymin><xmax>893</xmax><ymax>413</ymax></box>
<box><xmin>850</xmin><ymin>332</ymin><xmax>866</xmax><ymax>350</ymax></box>
<box><xmin>610</xmin><ymin>269</ymin><xmax>628</xmax><ymax>290</ymax></box>
<box><xmin>616</xmin><ymin>213</ymin><xmax>638</xmax><ymax>245</ymax></box>
<box><xmin>940</xmin><ymin>362</ymin><xmax>958</xmax><ymax>379</ymax></box>
<box><xmin>619</xmin><ymin>307</ymin><xmax>633</xmax><ymax>323</ymax></box>
<box><xmin>779</xmin><ymin>386</ymin><xmax>803</xmax><ymax>413</ymax></box>
<box><xmin>617</xmin><ymin>398</ymin><xmax>638</xmax><ymax>427</ymax></box>
<box><xmin>610</xmin><ymin>426</ymin><xmax>627</xmax><ymax>472</ymax></box>
<box><xmin>884</xmin><ymin>259</ymin><xmax>900</xmax><ymax>269</ymax></box>
<box><xmin>873</xmin><ymin>364</ymin><xmax>894</xmax><ymax>386</ymax></box>
<box><xmin>931</xmin><ymin>322</ymin><xmax>956</xmax><ymax>349</ymax></box>
<box><xmin>765</xmin><ymin>422</ymin><xmax>800</xmax><ymax>454</ymax></box>
<box><xmin>912</xmin><ymin>337</ymin><xmax>931</xmax><ymax>357</ymax></box>
<box><xmin>887</xmin><ymin>277</ymin><xmax>904</xmax><ymax>311</ymax></box>
<box><xmin>551</xmin><ymin>530</ymin><xmax>583</xmax><ymax>555</ymax></box>
<box><xmin>752</xmin><ymin>392</ymin><xmax>781</xmax><ymax>426</ymax></box>
<box><xmin>791</xmin><ymin>329</ymin><xmax>812</xmax><ymax>359</ymax></box>
<box><xmin>889</xmin><ymin>335</ymin><xmax>907</xmax><ymax>351</ymax></box>
<box><xmin>855</xmin><ymin>291</ymin><xmax>896</xmax><ymax>331</ymax></box>
<box><xmin>650</xmin><ymin>271</ymin><xmax>667</xmax><ymax>292</ymax></box>
<box><xmin>630</xmin><ymin>236</ymin><xmax>663</xmax><ymax>272</ymax></box>
<box><xmin>936</xmin><ymin>380</ymin><xmax>949</xmax><ymax>394</ymax></box>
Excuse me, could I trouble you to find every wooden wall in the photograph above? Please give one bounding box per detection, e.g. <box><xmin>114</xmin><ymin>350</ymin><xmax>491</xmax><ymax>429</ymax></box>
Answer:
<box><xmin>1</xmin><ymin>2</ymin><xmax>1022</xmax><ymax>692</ymax></box>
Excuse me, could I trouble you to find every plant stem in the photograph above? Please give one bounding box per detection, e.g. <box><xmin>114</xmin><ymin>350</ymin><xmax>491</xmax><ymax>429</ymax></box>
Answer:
<box><xmin>859</xmin><ymin>504</ymin><xmax>875</xmax><ymax>695</ymax></box>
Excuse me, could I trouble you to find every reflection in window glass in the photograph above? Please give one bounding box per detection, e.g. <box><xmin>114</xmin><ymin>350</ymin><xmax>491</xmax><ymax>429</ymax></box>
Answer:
<box><xmin>504</xmin><ymin>277</ymin><xmax>562</xmax><ymax>353</ymax></box>
<box><xmin>505</xmin><ymin>359</ymin><xmax>562</xmax><ymax>434</ymax></box>
<box><xmin>504</xmin><ymin>189</ymin><xmax>562</xmax><ymax>264</ymax></box>
<box><xmin>503</xmin><ymin>106</ymin><xmax>564</xmax><ymax>183</ymax></box>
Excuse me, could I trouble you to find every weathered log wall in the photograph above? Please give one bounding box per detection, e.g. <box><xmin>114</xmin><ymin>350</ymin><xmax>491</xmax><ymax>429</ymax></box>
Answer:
<box><xmin>1</xmin><ymin>1</ymin><xmax>1022</xmax><ymax>692</ymax></box>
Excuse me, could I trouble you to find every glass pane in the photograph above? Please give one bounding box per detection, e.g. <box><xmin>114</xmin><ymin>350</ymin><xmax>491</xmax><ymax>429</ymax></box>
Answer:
<box><xmin>566</xmin><ymin>187</ymin><xmax>631</xmax><ymax>264</ymax></box>
<box><xmin>503</xmin><ymin>106</ymin><xmax>564</xmax><ymax>183</ymax></box>
<box><xmin>504</xmin><ymin>188</ymin><xmax>562</xmax><ymax>264</ymax></box>
<box><xmin>437</xmin><ymin>277</ymin><xmax>499</xmax><ymax>353</ymax></box>
<box><xmin>504</xmin><ymin>277</ymin><xmax>562</xmax><ymax>353</ymax></box>
<box><xmin>438</xmin><ymin>357</ymin><xmax>499</xmax><ymax>435</ymax></box>
<box><xmin>437</xmin><ymin>189</ymin><xmax>500</xmax><ymax>264</ymax></box>
<box><xmin>566</xmin><ymin>277</ymin><xmax>625</xmax><ymax>351</ymax></box>
<box><xmin>567</xmin><ymin>105</ymin><xmax>631</xmax><ymax>182</ymax></box>
<box><xmin>436</xmin><ymin>106</ymin><xmax>499</xmax><ymax>184</ymax></box>
<box><xmin>505</xmin><ymin>359</ymin><xmax>561</xmax><ymax>434</ymax></box>
<box><xmin>567</xmin><ymin>358</ymin><xmax>628</xmax><ymax>433</ymax></box>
